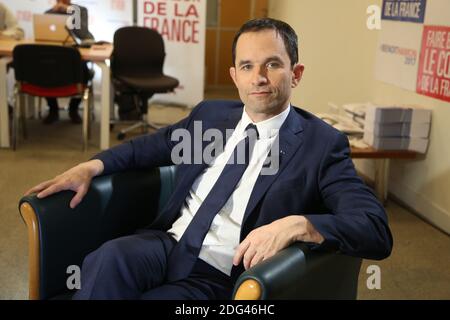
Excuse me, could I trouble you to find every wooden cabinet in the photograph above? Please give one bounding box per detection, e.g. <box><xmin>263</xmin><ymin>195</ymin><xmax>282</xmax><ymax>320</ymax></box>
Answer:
<box><xmin>205</xmin><ymin>0</ymin><xmax>268</xmax><ymax>87</ymax></box>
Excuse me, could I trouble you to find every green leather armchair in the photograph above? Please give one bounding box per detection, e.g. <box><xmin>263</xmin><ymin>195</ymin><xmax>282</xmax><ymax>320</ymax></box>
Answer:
<box><xmin>19</xmin><ymin>166</ymin><xmax>362</xmax><ymax>300</ymax></box>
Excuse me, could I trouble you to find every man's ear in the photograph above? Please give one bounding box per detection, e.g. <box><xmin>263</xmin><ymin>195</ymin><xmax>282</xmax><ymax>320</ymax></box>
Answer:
<box><xmin>229</xmin><ymin>67</ymin><xmax>237</xmax><ymax>86</ymax></box>
<box><xmin>291</xmin><ymin>64</ymin><xmax>305</xmax><ymax>88</ymax></box>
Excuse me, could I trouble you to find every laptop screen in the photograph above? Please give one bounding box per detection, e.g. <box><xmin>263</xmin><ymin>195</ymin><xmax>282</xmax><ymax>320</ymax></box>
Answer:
<box><xmin>33</xmin><ymin>14</ymin><xmax>73</xmax><ymax>44</ymax></box>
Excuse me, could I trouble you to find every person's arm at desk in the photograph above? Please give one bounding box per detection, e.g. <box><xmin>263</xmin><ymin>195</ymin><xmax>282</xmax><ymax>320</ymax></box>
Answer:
<box><xmin>0</xmin><ymin>4</ymin><xmax>24</xmax><ymax>40</ymax></box>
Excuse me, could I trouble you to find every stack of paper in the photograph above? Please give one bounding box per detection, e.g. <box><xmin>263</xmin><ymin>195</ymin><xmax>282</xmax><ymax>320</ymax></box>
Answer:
<box><xmin>363</xmin><ymin>105</ymin><xmax>432</xmax><ymax>153</ymax></box>
<box><xmin>316</xmin><ymin>113</ymin><xmax>364</xmax><ymax>136</ymax></box>
<box><xmin>342</xmin><ymin>103</ymin><xmax>368</xmax><ymax>129</ymax></box>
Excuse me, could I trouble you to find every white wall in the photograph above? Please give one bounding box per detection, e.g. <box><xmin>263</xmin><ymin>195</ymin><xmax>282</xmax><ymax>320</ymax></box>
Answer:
<box><xmin>269</xmin><ymin>0</ymin><xmax>379</xmax><ymax>113</ymax></box>
<box><xmin>269</xmin><ymin>0</ymin><xmax>450</xmax><ymax>233</ymax></box>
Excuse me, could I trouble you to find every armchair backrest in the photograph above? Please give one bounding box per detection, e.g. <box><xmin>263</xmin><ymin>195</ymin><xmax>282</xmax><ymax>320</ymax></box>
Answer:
<box><xmin>19</xmin><ymin>168</ymin><xmax>163</xmax><ymax>299</ymax></box>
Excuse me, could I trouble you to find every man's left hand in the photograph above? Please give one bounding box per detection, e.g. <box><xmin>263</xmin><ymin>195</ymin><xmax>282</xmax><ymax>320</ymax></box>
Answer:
<box><xmin>233</xmin><ymin>215</ymin><xmax>324</xmax><ymax>270</ymax></box>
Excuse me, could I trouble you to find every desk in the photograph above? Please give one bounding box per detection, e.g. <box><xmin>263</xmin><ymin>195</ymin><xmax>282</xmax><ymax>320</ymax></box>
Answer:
<box><xmin>0</xmin><ymin>40</ymin><xmax>113</xmax><ymax>150</ymax></box>
<box><xmin>350</xmin><ymin>146</ymin><xmax>418</xmax><ymax>203</ymax></box>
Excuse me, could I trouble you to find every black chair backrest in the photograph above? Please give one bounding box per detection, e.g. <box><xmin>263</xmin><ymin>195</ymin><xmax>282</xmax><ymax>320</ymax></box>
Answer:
<box><xmin>13</xmin><ymin>44</ymin><xmax>83</xmax><ymax>87</ymax></box>
<box><xmin>111</xmin><ymin>26</ymin><xmax>166</xmax><ymax>77</ymax></box>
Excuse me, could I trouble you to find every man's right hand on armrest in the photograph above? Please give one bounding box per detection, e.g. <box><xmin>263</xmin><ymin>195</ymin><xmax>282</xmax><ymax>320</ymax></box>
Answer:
<box><xmin>24</xmin><ymin>160</ymin><xmax>104</xmax><ymax>209</ymax></box>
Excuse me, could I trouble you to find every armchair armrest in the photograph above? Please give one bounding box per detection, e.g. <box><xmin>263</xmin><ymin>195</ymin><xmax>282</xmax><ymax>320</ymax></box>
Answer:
<box><xmin>233</xmin><ymin>243</ymin><xmax>362</xmax><ymax>300</ymax></box>
<box><xmin>19</xmin><ymin>168</ymin><xmax>163</xmax><ymax>300</ymax></box>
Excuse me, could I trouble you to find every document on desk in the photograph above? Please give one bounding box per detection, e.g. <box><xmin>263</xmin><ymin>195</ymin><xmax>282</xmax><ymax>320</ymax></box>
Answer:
<box><xmin>316</xmin><ymin>113</ymin><xmax>364</xmax><ymax>136</ymax></box>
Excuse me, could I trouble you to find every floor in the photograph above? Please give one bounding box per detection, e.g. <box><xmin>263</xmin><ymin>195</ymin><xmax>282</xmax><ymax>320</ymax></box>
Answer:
<box><xmin>0</xmin><ymin>89</ymin><xmax>449</xmax><ymax>299</ymax></box>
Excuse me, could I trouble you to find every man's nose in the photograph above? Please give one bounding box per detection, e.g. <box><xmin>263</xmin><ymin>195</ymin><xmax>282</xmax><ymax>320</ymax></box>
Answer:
<box><xmin>251</xmin><ymin>66</ymin><xmax>268</xmax><ymax>86</ymax></box>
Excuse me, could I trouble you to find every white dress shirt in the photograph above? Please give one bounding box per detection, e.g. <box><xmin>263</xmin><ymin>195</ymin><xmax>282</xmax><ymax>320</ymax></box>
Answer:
<box><xmin>168</xmin><ymin>105</ymin><xmax>291</xmax><ymax>275</ymax></box>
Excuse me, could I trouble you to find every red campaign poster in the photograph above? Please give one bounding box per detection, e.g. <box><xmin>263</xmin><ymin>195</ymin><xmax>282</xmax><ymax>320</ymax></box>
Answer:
<box><xmin>137</xmin><ymin>0</ymin><xmax>206</xmax><ymax>107</ymax></box>
<box><xmin>416</xmin><ymin>25</ymin><xmax>450</xmax><ymax>102</ymax></box>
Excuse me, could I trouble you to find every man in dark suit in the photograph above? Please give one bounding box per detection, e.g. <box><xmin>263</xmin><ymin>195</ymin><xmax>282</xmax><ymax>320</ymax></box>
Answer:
<box><xmin>43</xmin><ymin>0</ymin><xmax>94</xmax><ymax>124</ymax></box>
<box><xmin>26</xmin><ymin>18</ymin><xmax>393</xmax><ymax>300</ymax></box>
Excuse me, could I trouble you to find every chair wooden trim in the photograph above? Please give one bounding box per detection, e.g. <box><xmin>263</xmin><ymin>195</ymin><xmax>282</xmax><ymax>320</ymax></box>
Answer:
<box><xmin>234</xmin><ymin>279</ymin><xmax>262</xmax><ymax>300</ymax></box>
<box><xmin>19</xmin><ymin>202</ymin><xmax>41</xmax><ymax>300</ymax></box>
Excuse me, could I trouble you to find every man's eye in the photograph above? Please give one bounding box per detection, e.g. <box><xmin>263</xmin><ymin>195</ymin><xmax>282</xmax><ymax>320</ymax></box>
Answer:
<box><xmin>267</xmin><ymin>62</ymin><xmax>280</xmax><ymax>69</ymax></box>
<box><xmin>241</xmin><ymin>65</ymin><xmax>251</xmax><ymax>71</ymax></box>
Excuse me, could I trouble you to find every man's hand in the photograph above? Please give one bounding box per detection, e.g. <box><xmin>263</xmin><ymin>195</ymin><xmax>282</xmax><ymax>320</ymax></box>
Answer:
<box><xmin>233</xmin><ymin>215</ymin><xmax>324</xmax><ymax>270</ymax></box>
<box><xmin>24</xmin><ymin>160</ymin><xmax>104</xmax><ymax>209</ymax></box>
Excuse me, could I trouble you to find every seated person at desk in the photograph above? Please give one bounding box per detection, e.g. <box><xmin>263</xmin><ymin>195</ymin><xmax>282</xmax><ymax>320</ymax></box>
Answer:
<box><xmin>1</xmin><ymin>2</ymin><xmax>24</xmax><ymax>117</ymax></box>
<box><xmin>0</xmin><ymin>3</ymin><xmax>24</xmax><ymax>40</ymax></box>
<box><xmin>26</xmin><ymin>18</ymin><xmax>393</xmax><ymax>300</ymax></box>
<box><xmin>43</xmin><ymin>0</ymin><xmax>94</xmax><ymax>125</ymax></box>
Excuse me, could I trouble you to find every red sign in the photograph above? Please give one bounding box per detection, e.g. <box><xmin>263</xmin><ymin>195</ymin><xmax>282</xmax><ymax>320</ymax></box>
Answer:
<box><xmin>141</xmin><ymin>0</ymin><xmax>200</xmax><ymax>44</ymax></box>
<box><xmin>416</xmin><ymin>25</ymin><xmax>450</xmax><ymax>102</ymax></box>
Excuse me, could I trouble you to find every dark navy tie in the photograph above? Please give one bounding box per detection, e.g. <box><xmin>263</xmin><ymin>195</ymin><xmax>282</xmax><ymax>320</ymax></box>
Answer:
<box><xmin>167</xmin><ymin>124</ymin><xmax>259</xmax><ymax>282</ymax></box>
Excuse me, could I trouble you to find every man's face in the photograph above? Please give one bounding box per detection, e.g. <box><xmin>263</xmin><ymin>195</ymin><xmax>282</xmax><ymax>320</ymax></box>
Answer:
<box><xmin>230</xmin><ymin>30</ymin><xmax>304</xmax><ymax>121</ymax></box>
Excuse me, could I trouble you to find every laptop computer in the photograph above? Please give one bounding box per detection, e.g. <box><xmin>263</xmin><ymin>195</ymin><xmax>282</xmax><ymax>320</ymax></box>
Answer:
<box><xmin>33</xmin><ymin>14</ymin><xmax>73</xmax><ymax>44</ymax></box>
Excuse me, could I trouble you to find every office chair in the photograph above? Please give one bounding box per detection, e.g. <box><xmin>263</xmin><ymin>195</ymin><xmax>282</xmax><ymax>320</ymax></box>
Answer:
<box><xmin>111</xmin><ymin>26</ymin><xmax>179</xmax><ymax>140</ymax></box>
<box><xmin>12</xmin><ymin>44</ymin><xmax>94</xmax><ymax>151</ymax></box>
<box><xmin>19</xmin><ymin>166</ymin><xmax>362</xmax><ymax>300</ymax></box>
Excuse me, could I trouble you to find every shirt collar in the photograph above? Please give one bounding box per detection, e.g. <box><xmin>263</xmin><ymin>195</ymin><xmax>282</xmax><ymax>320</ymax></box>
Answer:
<box><xmin>239</xmin><ymin>104</ymin><xmax>291</xmax><ymax>139</ymax></box>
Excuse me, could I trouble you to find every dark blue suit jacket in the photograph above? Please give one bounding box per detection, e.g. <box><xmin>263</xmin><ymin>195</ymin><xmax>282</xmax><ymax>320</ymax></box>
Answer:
<box><xmin>95</xmin><ymin>100</ymin><xmax>393</xmax><ymax>279</ymax></box>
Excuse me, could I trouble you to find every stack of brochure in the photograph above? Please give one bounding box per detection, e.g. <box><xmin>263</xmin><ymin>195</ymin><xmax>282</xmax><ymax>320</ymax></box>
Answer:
<box><xmin>363</xmin><ymin>105</ymin><xmax>432</xmax><ymax>153</ymax></box>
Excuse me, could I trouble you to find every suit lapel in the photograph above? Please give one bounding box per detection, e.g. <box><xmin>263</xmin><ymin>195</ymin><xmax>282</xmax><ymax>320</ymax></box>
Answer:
<box><xmin>241</xmin><ymin>107</ymin><xmax>305</xmax><ymax>228</ymax></box>
<box><xmin>180</xmin><ymin>112</ymin><xmax>241</xmax><ymax>193</ymax></box>
<box><xmin>199</xmin><ymin>107</ymin><xmax>243</xmax><ymax>165</ymax></box>
<box><xmin>160</xmin><ymin>107</ymin><xmax>243</xmax><ymax>227</ymax></box>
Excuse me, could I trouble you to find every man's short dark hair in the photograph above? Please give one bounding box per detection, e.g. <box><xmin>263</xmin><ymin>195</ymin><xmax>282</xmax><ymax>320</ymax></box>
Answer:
<box><xmin>232</xmin><ymin>18</ymin><xmax>299</xmax><ymax>67</ymax></box>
